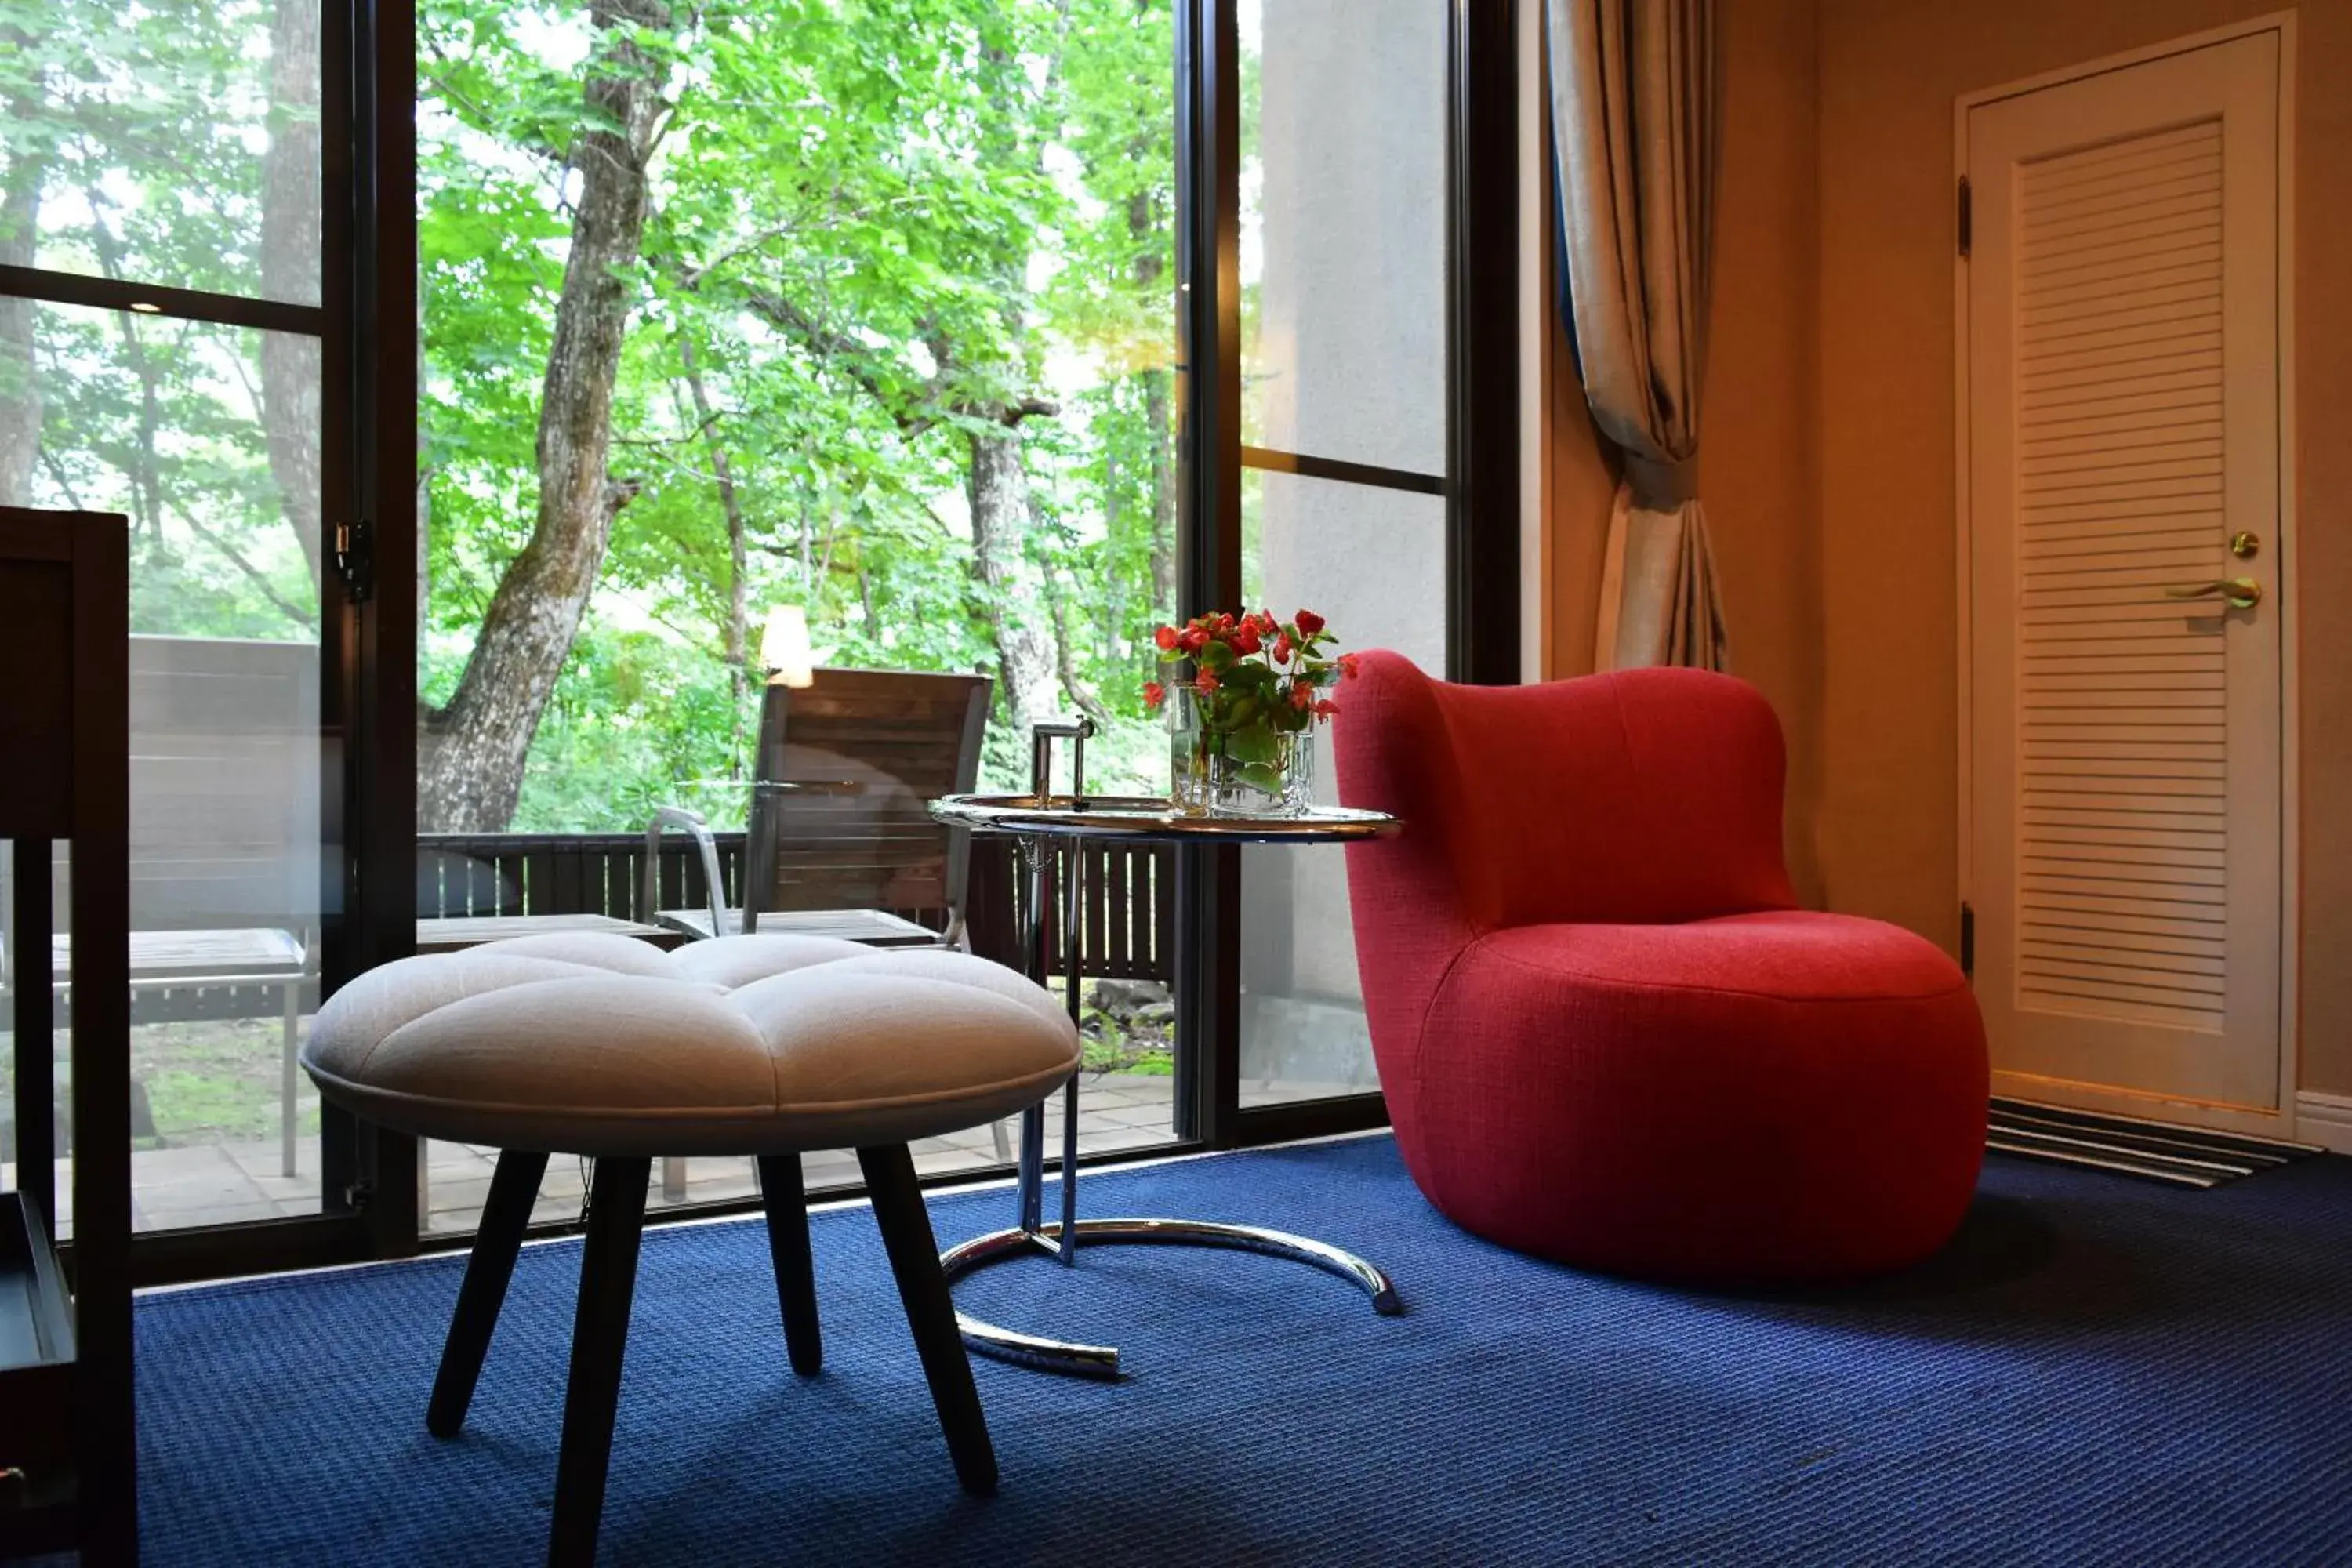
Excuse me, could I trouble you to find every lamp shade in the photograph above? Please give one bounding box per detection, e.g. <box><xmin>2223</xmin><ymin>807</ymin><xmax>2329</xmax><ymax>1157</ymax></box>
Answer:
<box><xmin>760</xmin><ymin>604</ymin><xmax>815</xmax><ymax>688</ymax></box>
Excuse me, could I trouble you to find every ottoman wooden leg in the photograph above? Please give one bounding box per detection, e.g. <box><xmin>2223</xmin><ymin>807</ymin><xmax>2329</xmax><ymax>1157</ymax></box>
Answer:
<box><xmin>857</xmin><ymin>1143</ymin><xmax>998</xmax><ymax>1497</ymax></box>
<box><xmin>427</xmin><ymin>1148</ymin><xmax>550</xmax><ymax>1438</ymax></box>
<box><xmin>549</xmin><ymin>1155</ymin><xmax>652</xmax><ymax>1568</ymax></box>
<box><xmin>756</xmin><ymin>1153</ymin><xmax>822</xmax><ymax>1375</ymax></box>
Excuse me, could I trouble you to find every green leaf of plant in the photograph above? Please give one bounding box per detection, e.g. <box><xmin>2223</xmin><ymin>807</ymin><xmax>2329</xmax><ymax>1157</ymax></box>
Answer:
<box><xmin>1238</xmin><ymin>763</ymin><xmax>1286</xmax><ymax>794</ymax></box>
<box><xmin>1226</xmin><ymin>723</ymin><xmax>1279</xmax><ymax>764</ymax></box>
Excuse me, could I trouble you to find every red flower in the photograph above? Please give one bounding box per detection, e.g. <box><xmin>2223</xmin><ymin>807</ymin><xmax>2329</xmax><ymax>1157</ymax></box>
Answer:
<box><xmin>1231</xmin><ymin>624</ymin><xmax>1262</xmax><ymax>655</ymax></box>
<box><xmin>1294</xmin><ymin>608</ymin><xmax>1326</xmax><ymax>637</ymax></box>
<box><xmin>1196</xmin><ymin>670</ymin><xmax>1221</xmax><ymax>693</ymax></box>
<box><xmin>1215</xmin><ymin>612</ymin><xmax>1236</xmax><ymax>633</ymax></box>
<box><xmin>1250</xmin><ymin>609</ymin><xmax>1280</xmax><ymax>637</ymax></box>
<box><xmin>1314</xmin><ymin>699</ymin><xmax>1340</xmax><ymax>719</ymax></box>
<box><xmin>1153</xmin><ymin>625</ymin><xmax>1179</xmax><ymax>651</ymax></box>
<box><xmin>1179</xmin><ymin>626</ymin><xmax>1209</xmax><ymax>654</ymax></box>
<box><xmin>1142</xmin><ymin>681</ymin><xmax>1166</xmax><ymax>710</ymax></box>
<box><xmin>1336</xmin><ymin>652</ymin><xmax>1360</xmax><ymax>680</ymax></box>
<box><xmin>1289</xmin><ymin>681</ymin><xmax>1312</xmax><ymax>710</ymax></box>
<box><xmin>1272</xmin><ymin>633</ymin><xmax>1294</xmax><ymax>665</ymax></box>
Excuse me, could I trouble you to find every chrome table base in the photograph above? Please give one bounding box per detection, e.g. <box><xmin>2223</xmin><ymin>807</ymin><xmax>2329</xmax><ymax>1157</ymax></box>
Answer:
<box><xmin>940</xmin><ymin>1214</ymin><xmax>1403</xmax><ymax>1377</ymax></box>
<box><xmin>930</xmin><ymin>779</ymin><xmax>1405</xmax><ymax>1378</ymax></box>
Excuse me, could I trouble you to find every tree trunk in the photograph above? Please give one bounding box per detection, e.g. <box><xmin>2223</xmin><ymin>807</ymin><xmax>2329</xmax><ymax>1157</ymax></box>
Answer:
<box><xmin>1131</xmin><ymin>191</ymin><xmax>1175</xmax><ymax>617</ymax></box>
<box><xmin>261</xmin><ymin>0</ymin><xmax>323</xmax><ymax>581</ymax></box>
<box><xmin>418</xmin><ymin>230</ymin><xmax>432</xmax><ymax>648</ymax></box>
<box><xmin>0</xmin><ymin>41</ymin><xmax>42</xmax><ymax>505</ymax></box>
<box><xmin>417</xmin><ymin>0</ymin><xmax>673</xmax><ymax>831</ymax></box>
<box><xmin>118</xmin><ymin>313</ymin><xmax>165</xmax><ymax>539</ymax></box>
<box><xmin>961</xmin><ymin>10</ymin><xmax>1067</xmax><ymax>742</ymax></box>
<box><xmin>416</xmin><ymin>459</ymin><xmax>433</xmax><ymax>650</ymax></box>
<box><xmin>1051</xmin><ymin>591</ymin><xmax>1111</xmax><ymax>724</ymax></box>
<box><xmin>1124</xmin><ymin>0</ymin><xmax>1175</xmax><ymax>615</ymax></box>
<box><xmin>78</xmin><ymin>203</ymin><xmax>165</xmax><ymax>537</ymax></box>
<box><xmin>967</xmin><ymin>425</ymin><xmax>1058</xmax><ymax>739</ymax></box>
<box><xmin>679</xmin><ymin>334</ymin><xmax>750</xmax><ymax>772</ymax></box>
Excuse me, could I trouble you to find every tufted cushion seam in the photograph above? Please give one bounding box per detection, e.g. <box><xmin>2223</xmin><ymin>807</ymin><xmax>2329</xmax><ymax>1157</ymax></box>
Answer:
<box><xmin>329</xmin><ymin>956</ymin><xmax>637</xmax><ymax>1082</ymax></box>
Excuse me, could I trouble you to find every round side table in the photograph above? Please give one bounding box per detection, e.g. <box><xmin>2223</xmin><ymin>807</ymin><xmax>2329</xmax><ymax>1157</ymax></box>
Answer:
<box><xmin>927</xmin><ymin>791</ymin><xmax>1404</xmax><ymax>1377</ymax></box>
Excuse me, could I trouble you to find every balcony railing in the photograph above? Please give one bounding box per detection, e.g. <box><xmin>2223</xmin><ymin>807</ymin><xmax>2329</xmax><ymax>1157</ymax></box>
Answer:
<box><xmin>416</xmin><ymin>832</ymin><xmax>1176</xmax><ymax>984</ymax></box>
<box><xmin>419</xmin><ymin>830</ymin><xmax>753</xmax><ymax>926</ymax></box>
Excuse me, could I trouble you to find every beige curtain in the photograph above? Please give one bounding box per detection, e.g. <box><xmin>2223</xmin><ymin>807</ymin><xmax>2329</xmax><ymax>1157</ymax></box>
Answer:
<box><xmin>1548</xmin><ymin>0</ymin><xmax>1725</xmax><ymax>670</ymax></box>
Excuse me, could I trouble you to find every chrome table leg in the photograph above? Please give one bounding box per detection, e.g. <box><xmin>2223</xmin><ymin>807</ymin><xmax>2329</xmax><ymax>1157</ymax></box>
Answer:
<box><xmin>935</xmin><ymin>749</ymin><xmax>1403</xmax><ymax>1378</ymax></box>
<box><xmin>1015</xmin><ymin>835</ymin><xmax>1051</xmax><ymax>1241</ymax></box>
<box><xmin>1058</xmin><ymin>831</ymin><xmax>1083</xmax><ymax>1265</ymax></box>
<box><xmin>939</xmin><ymin>1218</ymin><xmax>1403</xmax><ymax>1377</ymax></box>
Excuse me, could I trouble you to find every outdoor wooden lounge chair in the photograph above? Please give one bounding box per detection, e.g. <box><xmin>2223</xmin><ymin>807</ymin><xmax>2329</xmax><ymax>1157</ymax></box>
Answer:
<box><xmin>643</xmin><ymin>666</ymin><xmax>1004</xmax><ymax>1186</ymax></box>
<box><xmin>645</xmin><ymin>666</ymin><xmax>993</xmax><ymax>950</ymax></box>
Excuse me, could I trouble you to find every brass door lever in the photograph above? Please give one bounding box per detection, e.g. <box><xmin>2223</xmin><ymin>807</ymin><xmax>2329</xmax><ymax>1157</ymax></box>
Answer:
<box><xmin>2164</xmin><ymin>577</ymin><xmax>2263</xmax><ymax>609</ymax></box>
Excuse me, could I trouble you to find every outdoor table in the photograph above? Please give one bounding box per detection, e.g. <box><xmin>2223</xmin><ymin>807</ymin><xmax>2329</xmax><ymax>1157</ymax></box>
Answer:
<box><xmin>927</xmin><ymin>790</ymin><xmax>1405</xmax><ymax>1376</ymax></box>
<box><xmin>413</xmin><ymin>912</ymin><xmax>687</xmax><ymax>955</ymax></box>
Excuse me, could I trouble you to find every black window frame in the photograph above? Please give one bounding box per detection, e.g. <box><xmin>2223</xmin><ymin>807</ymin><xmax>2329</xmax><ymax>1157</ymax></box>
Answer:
<box><xmin>10</xmin><ymin>0</ymin><xmax>1516</xmax><ymax>1282</ymax></box>
<box><xmin>1175</xmin><ymin>0</ymin><xmax>1522</xmax><ymax>1151</ymax></box>
<box><xmin>0</xmin><ymin>0</ymin><xmax>426</xmax><ymax>1283</ymax></box>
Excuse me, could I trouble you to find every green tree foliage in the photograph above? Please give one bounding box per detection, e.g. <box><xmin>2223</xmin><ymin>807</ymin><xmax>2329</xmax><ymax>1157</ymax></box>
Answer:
<box><xmin>1</xmin><ymin>0</ymin><xmax>323</xmax><ymax>637</ymax></box>
<box><xmin>2</xmin><ymin>0</ymin><xmax>1176</xmax><ymax>832</ymax></box>
<box><xmin>420</xmin><ymin>0</ymin><xmax>1178</xmax><ymax>826</ymax></box>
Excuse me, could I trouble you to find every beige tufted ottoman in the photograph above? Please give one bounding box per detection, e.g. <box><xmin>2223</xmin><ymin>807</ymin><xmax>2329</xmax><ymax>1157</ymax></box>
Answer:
<box><xmin>304</xmin><ymin>931</ymin><xmax>1080</xmax><ymax>1567</ymax></box>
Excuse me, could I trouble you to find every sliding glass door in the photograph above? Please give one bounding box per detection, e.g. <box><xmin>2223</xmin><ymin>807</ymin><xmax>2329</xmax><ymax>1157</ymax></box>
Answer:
<box><xmin>1235</xmin><ymin>0</ymin><xmax>1451</xmax><ymax>1106</ymax></box>
<box><xmin>1180</xmin><ymin>0</ymin><xmax>1519</xmax><ymax>1138</ymax></box>
<box><xmin>0</xmin><ymin>0</ymin><xmax>347</xmax><ymax>1238</ymax></box>
<box><xmin>0</xmin><ymin>0</ymin><xmax>1511</xmax><ymax>1276</ymax></box>
<box><xmin>411</xmin><ymin>0</ymin><xmax>1185</xmax><ymax>1229</ymax></box>
<box><xmin>2</xmin><ymin>0</ymin><xmax>416</xmax><ymax>1279</ymax></box>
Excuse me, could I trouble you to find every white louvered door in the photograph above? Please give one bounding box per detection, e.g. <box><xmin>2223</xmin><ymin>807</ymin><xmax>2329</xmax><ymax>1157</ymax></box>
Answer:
<box><xmin>1966</xmin><ymin>32</ymin><xmax>2283</xmax><ymax>1111</ymax></box>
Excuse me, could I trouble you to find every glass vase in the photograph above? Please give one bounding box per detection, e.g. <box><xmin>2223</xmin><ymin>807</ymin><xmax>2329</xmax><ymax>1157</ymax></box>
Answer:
<box><xmin>1166</xmin><ymin>687</ymin><xmax>1212</xmax><ymax>815</ymax></box>
<box><xmin>1208</xmin><ymin>728</ymin><xmax>1316</xmax><ymax>819</ymax></box>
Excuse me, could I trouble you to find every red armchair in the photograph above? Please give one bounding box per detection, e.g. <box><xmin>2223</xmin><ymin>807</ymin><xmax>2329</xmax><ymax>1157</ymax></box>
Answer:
<box><xmin>1332</xmin><ymin>652</ymin><xmax>1987</xmax><ymax>1283</ymax></box>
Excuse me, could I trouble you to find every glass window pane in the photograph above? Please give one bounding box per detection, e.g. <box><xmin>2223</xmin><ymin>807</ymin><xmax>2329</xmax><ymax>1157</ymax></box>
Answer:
<box><xmin>6</xmin><ymin>303</ymin><xmax>324</xmax><ymax>632</ymax></box>
<box><xmin>1</xmin><ymin>299</ymin><xmax>327</xmax><ymax>1231</ymax></box>
<box><xmin>0</xmin><ymin>0</ymin><xmax>322</xmax><ymax>303</ymax></box>
<box><xmin>1239</xmin><ymin>469</ymin><xmax>1444</xmax><ymax>1104</ymax></box>
<box><xmin>413</xmin><ymin>0</ymin><xmax>1182</xmax><ymax>1230</ymax></box>
<box><xmin>1240</xmin><ymin>0</ymin><xmax>1447</xmax><ymax>475</ymax></box>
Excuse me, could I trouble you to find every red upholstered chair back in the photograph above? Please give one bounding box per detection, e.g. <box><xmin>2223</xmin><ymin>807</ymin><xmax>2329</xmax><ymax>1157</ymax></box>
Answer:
<box><xmin>1332</xmin><ymin>651</ymin><xmax>1797</xmax><ymax>961</ymax></box>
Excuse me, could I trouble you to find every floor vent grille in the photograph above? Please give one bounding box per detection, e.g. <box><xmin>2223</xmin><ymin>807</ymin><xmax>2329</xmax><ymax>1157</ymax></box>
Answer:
<box><xmin>1987</xmin><ymin>1097</ymin><xmax>2324</xmax><ymax>1188</ymax></box>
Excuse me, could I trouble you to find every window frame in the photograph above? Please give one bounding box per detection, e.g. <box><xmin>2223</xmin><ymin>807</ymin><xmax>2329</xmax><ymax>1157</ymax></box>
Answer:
<box><xmin>7</xmin><ymin>0</ymin><xmax>1516</xmax><ymax>1281</ymax></box>
<box><xmin>1177</xmin><ymin>0</ymin><xmax>1521</xmax><ymax>1152</ymax></box>
<box><xmin>0</xmin><ymin>0</ymin><xmax>425</xmax><ymax>1282</ymax></box>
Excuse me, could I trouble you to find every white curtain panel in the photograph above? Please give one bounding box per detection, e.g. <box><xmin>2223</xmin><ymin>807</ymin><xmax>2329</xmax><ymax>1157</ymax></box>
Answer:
<box><xmin>1547</xmin><ymin>0</ymin><xmax>1726</xmax><ymax>671</ymax></box>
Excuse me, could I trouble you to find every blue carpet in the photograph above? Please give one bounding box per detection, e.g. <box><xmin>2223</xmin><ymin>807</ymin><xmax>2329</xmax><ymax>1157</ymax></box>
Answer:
<box><xmin>135</xmin><ymin>1134</ymin><xmax>2352</xmax><ymax>1566</ymax></box>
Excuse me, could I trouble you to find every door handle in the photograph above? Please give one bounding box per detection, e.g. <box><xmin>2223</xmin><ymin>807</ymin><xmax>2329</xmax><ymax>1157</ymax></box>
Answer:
<box><xmin>2165</xmin><ymin>577</ymin><xmax>2263</xmax><ymax>610</ymax></box>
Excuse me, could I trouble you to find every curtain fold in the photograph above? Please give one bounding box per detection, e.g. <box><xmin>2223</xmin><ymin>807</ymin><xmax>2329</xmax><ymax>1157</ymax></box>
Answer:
<box><xmin>1548</xmin><ymin>0</ymin><xmax>1726</xmax><ymax>671</ymax></box>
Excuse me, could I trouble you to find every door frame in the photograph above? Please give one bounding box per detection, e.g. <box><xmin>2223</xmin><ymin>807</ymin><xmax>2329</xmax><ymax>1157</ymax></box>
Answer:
<box><xmin>1174</xmin><ymin>0</ymin><xmax>1523</xmax><ymax>1152</ymax></box>
<box><xmin>1951</xmin><ymin>12</ymin><xmax>2300</xmax><ymax>1136</ymax></box>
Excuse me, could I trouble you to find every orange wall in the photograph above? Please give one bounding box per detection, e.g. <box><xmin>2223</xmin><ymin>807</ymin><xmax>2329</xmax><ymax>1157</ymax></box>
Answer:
<box><xmin>1544</xmin><ymin>0</ymin><xmax>2352</xmax><ymax>1094</ymax></box>
<box><xmin>1817</xmin><ymin>0</ymin><xmax>2352</xmax><ymax>1098</ymax></box>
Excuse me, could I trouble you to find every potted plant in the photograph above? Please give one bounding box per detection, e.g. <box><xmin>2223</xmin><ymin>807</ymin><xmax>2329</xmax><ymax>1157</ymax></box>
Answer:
<box><xmin>1144</xmin><ymin>608</ymin><xmax>1358</xmax><ymax>818</ymax></box>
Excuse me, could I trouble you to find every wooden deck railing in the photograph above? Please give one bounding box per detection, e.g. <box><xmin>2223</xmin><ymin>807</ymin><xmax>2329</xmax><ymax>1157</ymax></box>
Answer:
<box><xmin>419</xmin><ymin>830</ymin><xmax>751</xmax><ymax>925</ymax></box>
<box><xmin>966</xmin><ymin>837</ymin><xmax>1177</xmax><ymax>983</ymax></box>
<box><xmin>417</xmin><ymin>831</ymin><xmax>1177</xmax><ymax>985</ymax></box>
